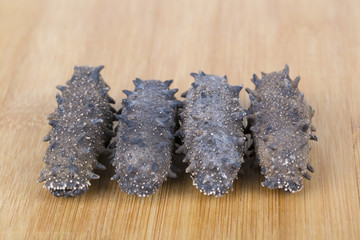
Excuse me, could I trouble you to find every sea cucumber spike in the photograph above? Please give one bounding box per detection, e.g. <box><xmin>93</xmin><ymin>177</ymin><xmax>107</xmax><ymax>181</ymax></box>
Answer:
<box><xmin>252</xmin><ymin>74</ymin><xmax>261</xmax><ymax>86</ymax></box>
<box><xmin>56</xmin><ymin>85</ymin><xmax>67</xmax><ymax>92</ymax></box>
<box><xmin>111</xmin><ymin>171</ymin><xmax>121</xmax><ymax>181</ymax></box>
<box><xmin>199</xmin><ymin>70</ymin><xmax>206</xmax><ymax>76</ymax></box>
<box><xmin>123</xmin><ymin>90</ymin><xmax>134</xmax><ymax>97</ymax></box>
<box><xmin>311</xmin><ymin>125</ymin><xmax>317</xmax><ymax>132</ymax></box>
<box><xmin>180</xmin><ymin>72</ymin><xmax>245</xmax><ymax>196</ymax></box>
<box><xmin>157</xmin><ymin>142</ymin><xmax>169</xmax><ymax>148</ymax></box>
<box><xmin>163</xmin><ymin>80</ymin><xmax>173</xmax><ymax>87</ymax></box>
<box><xmin>88</xmin><ymin>172</ymin><xmax>100</xmax><ymax>180</ymax></box>
<box><xmin>95</xmin><ymin>162</ymin><xmax>106</xmax><ymax>170</ymax></box>
<box><xmin>90</xmin><ymin>66</ymin><xmax>104</xmax><ymax>82</ymax></box>
<box><xmin>112</xmin><ymin>80</ymin><xmax>179</xmax><ymax>197</ymax></box>
<box><xmin>55</xmin><ymin>93</ymin><xmax>63</xmax><ymax>105</ymax></box>
<box><xmin>245</xmin><ymin>88</ymin><xmax>260</xmax><ymax>100</ymax></box>
<box><xmin>162</xmin><ymin>89</ymin><xmax>178</xmax><ymax>98</ymax></box>
<box><xmin>102</xmin><ymin>87</ymin><xmax>110</xmax><ymax>94</ymax></box>
<box><xmin>311</xmin><ymin>109</ymin><xmax>315</xmax><ymax>117</ymax></box>
<box><xmin>116</xmin><ymin>115</ymin><xmax>136</xmax><ymax>127</ymax></box>
<box><xmin>159</xmin><ymin>107</ymin><xmax>172</xmax><ymax>115</ymax></box>
<box><xmin>190</xmin><ymin>72</ymin><xmax>198</xmax><ymax>78</ymax></box>
<box><xmin>185</xmin><ymin>163</ymin><xmax>195</xmax><ymax>173</ymax></box>
<box><xmin>94</xmin><ymin>65</ymin><xmax>104</xmax><ymax>73</ymax></box>
<box><xmin>181</xmin><ymin>90</ymin><xmax>188</xmax><ymax>98</ymax></box>
<box><xmin>133</xmin><ymin>78</ymin><xmax>145</xmax><ymax>90</ymax></box>
<box><xmin>283</xmin><ymin>64</ymin><xmax>289</xmax><ymax>75</ymax></box>
<box><xmin>175</xmin><ymin>145</ymin><xmax>186</xmax><ymax>154</ymax></box>
<box><xmin>292</xmin><ymin>76</ymin><xmax>301</xmax><ymax>89</ymax></box>
<box><xmin>168</xmin><ymin>170</ymin><xmax>177</xmax><ymax>178</ymax></box>
<box><xmin>46</xmin><ymin>112</ymin><xmax>56</xmax><ymax>121</ymax></box>
<box><xmin>43</xmin><ymin>134</ymin><xmax>51</xmax><ymax>142</ymax></box>
<box><xmin>231</xmin><ymin>85</ymin><xmax>243</xmax><ymax>96</ymax></box>
<box><xmin>307</xmin><ymin>162</ymin><xmax>315</xmax><ymax>173</ymax></box>
<box><xmin>303</xmin><ymin>172</ymin><xmax>312</xmax><ymax>180</ymax></box>
<box><xmin>168</xmin><ymin>100</ymin><xmax>184</xmax><ymax>108</ymax></box>
<box><xmin>248</xmin><ymin>94</ymin><xmax>256</xmax><ymax>102</ymax></box>
<box><xmin>122</xmin><ymin>99</ymin><xmax>133</xmax><ymax>107</ymax></box>
<box><xmin>108</xmin><ymin>96</ymin><xmax>116</xmax><ymax>104</ymax></box>
<box><xmin>48</xmin><ymin>120</ymin><xmax>58</xmax><ymax>127</ymax></box>
<box><xmin>297</xmin><ymin>122</ymin><xmax>308</xmax><ymax>133</ymax></box>
<box><xmin>110</xmin><ymin>106</ymin><xmax>117</xmax><ymax>113</ymax></box>
<box><xmin>247</xmin><ymin>65</ymin><xmax>316</xmax><ymax>193</ymax></box>
<box><xmin>108</xmin><ymin>141</ymin><xmax>116</xmax><ymax>149</ymax></box>
<box><xmin>191</xmin><ymin>83</ymin><xmax>199</xmax><ymax>89</ymax></box>
<box><xmin>238</xmin><ymin>111</ymin><xmax>247</xmax><ymax>119</ymax></box>
<box><xmin>310</xmin><ymin>134</ymin><xmax>318</xmax><ymax>141</ymax></box>
<box><xmin>38</xmin><ymin>66</ymin><xmax>116</xmax><ymax>197</ymax></box>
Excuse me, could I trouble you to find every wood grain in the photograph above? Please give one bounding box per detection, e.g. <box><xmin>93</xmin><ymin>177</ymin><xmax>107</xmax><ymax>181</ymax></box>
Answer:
<box><xmin>0</xmin><ymin>0</ymin><xmax>359</xmax><ymax>239</ymax></box>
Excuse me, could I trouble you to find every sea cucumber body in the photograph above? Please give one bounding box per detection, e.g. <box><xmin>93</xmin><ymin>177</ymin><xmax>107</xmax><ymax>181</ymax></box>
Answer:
<box><xmin>179</xmin><ymin>71</ymin><xmax>245</xmax><ymax>196</ymax></box>
<box><xmin>38</xmin><ymin>66</ymin><xmax>116</xmax><ymax>197</ymax></box>
<box><xmin>247</xmin><ymin>65</ymin><xmax>316</xmax><ymax>193</ymax></box>
<box><xmin>112</xmin><ymin>79</ymin><xmax>180</xmax><ymax>197</ymax></box>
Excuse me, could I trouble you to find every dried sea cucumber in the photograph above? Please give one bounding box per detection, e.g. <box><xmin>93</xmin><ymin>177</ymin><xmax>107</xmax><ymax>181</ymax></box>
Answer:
<box><xmin>247</xmin><ymin>65</ymin><xmax>317</xmax><ymax>193</ymax></box>
<box><xmin>178</xmin><ymin>71</ymin><xmax>246</xmax><ymax>196</ymax></box>
<box><xmin>111</xmin><ymin>79</ymin><xmax>181</xmax><ymax>197</ymax></box>
<box><xmin>38</xmin><ymin>66</ymin><xmax>116</xmax><ymax>197</ymax></box>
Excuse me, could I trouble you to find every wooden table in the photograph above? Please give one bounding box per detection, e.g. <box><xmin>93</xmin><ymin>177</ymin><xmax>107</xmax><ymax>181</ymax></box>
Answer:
<box><xmin>1</xmin><ymin>0</ymin><xmax>359</xmax><ymax>239</ymax></box>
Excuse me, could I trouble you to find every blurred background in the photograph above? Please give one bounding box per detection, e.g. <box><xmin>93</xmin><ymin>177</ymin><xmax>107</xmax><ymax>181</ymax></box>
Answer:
<box><xmin>0</xmin><ymin>0</ymin><xmax>359</xmax><ymax>239</ymax></box>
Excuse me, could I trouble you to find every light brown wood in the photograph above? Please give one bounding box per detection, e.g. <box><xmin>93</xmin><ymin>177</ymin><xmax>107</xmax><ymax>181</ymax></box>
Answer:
<box><xmin>0</xmin><ymin>0</ymin><xmax>359</xmax><ymax>239</ymax></box>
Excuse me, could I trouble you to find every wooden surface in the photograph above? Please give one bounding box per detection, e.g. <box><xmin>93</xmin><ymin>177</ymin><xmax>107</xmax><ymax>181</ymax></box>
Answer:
<box><xmin>0</xmin><ymin>0</ymin><xmax>359</xmax><ymax>239</ymax></box>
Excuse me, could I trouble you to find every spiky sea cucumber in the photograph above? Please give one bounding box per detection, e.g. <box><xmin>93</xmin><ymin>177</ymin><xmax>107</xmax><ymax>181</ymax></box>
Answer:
<box><xmin>178</xmin><ymin>71</ymin><xmax>246</xmax><ymax>196</ymax></box>
<box><xmin>111</xmin><ymin>79</ymin><xmax>181</xmax><ymax>197</ymax></box>
<box><xmin>247</xmin><ymin>65</ymin><xmax>317</xmax><ymax>193</ymax></box>
<box><xmin>38</xmin><ymin>66</ymin><xmax>116</xmax><ymax>197</ymax></box>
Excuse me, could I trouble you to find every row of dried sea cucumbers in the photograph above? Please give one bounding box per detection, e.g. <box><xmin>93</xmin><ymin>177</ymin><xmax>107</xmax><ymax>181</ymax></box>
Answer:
<box><xmin>38</xmin><ymin>65</ymin><xmax>317</xmax><ymax>197</ymax></box>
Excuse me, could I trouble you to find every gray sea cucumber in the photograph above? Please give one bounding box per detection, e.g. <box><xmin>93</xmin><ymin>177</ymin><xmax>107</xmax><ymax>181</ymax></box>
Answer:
<box><xmin>178</xmin><ymin>71</ymin><xmax>246</xmax><ymax>196</ymax></box>
<box><xmin>38</xmin><ymin>66</ymin><xmax>116</xmax><ymax>197</ymax></box>
<box><xmin>111</xmin><ymin>79</ymin><xmax>181</xmax><ymax>197</ymax></box>
<box><xmin>247</xmin><ymin>65</ymin><xmax>317</xmax><ymax>193</ymax></box>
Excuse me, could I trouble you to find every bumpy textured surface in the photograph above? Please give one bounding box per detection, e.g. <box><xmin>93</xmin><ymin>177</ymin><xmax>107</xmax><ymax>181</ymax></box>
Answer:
<box><xmin>38</xmin><ymin>66</ymin><xmax>116</xmax><ymax>197</ymax></box>
<box><xmin>178</xmin><ymin>71</ymin><xmax>246</xmax><ymax>196</ymax></box>
<box><xmin>247</xmin><ymin>65</ymin><xmax>316</xmax><ymax>193</ymax></box>
<box><xmin>112</xmin><ymin>79</ymin><xmax>180</xmax><ymax>197</ymax></box>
